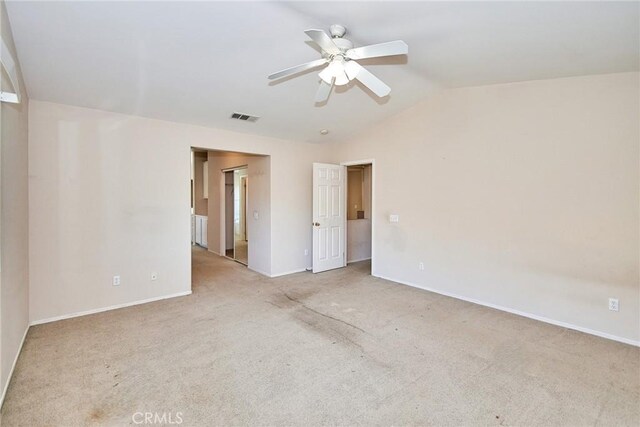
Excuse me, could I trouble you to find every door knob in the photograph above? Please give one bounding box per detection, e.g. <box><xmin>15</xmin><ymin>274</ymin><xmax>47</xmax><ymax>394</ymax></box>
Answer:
<box><xmin>313</xmin><ymin>222</ymin><xmax>320</xmax><ymax>226</ymax></box>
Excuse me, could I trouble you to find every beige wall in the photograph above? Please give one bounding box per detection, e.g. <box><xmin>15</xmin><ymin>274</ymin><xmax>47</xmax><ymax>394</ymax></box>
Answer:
<box><xmin>28</xmin><ymin>100</ymin><xmax>328</xmax><ymax>323</ymax></box>
<box><xmin>192</xmin><ymin>152</ymin><xmax>208</xmax><ymax>216</ymax></box>
<box><xmin>0</xmin><ymin>0</ymin><xmax>29</xmax><ymax>403</ymax></box>
<box><xmin>347</xmin><ymin>168</ymin><xmax>363</xmax><ymax>220</ymax></box>
<box><xmin>14</xmin><ymin>63</ymin><xmax>640</xmax><ymax>346</ymax></box>
<box><xmin>347</xmin><ymin>165</ymin><xmax>372</xmax><ymax>220</ymax></box>
<box><xmin>362</xmin><ymin>165</ymin><xmax>371</xmax><ymax>220</ymax></box>
<box><xmin>332</xmin><ymin>72</ymin><xmax>640</xmax><ymax>343</ymax></box>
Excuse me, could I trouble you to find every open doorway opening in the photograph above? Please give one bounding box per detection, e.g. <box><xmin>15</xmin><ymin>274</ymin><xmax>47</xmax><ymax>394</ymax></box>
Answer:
<box><xmin>346</xmin><ymin>162</ymin><xmax>372</xmax><ymax>272</ymax></box>
<box><xmin>191</xmin><ymin>150</ymin><xmax>209</xmax><ymax>249</ymax></box>
<box><xmin>190</xmin><ymin>148</ymin><xmax>270</xmax><ymax>280</ymax></box>
<box><xmin>311</xmin><ymin>161</ymin><xmax>373</xmax><ymax>274</ymax></box>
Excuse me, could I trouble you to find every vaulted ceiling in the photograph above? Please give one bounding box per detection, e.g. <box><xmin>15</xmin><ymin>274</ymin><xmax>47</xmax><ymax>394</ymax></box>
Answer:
<box><xmin>6</xmin><ymin>1</ymin><xmax>639</xmax><ymax>143</ymax></box>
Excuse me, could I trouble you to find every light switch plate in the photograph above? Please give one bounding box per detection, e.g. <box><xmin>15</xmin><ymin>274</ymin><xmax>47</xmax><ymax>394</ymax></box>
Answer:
<box><xmin>389</xmin><ymin>214</ymin><xmax>399</xmax><ymax>223</ymax></box>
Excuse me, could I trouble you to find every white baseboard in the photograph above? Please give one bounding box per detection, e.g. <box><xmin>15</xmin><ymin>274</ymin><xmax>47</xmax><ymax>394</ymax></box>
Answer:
<box><xmin>0</xmin><ymin>325</ymin><xmax>29</xmax><ymax>409</ymax></box>
<box><xmin>30</xmin><ymin>290</ymin><xmax>193</xmax><ymax>326</ymax></box>
<box><xmin>348</xmin><ymin>257</ymin><xmax>372</xmax><ymax>264</ymax></box>
<box><xmin>374</xmin><ymin>274</ymin><xmax>640</xmax><ymax>347</ymax></box>
<box><xmin>207</xmin><ymin>249</ymin><xmax>220</xmax><ymax>256</ymax></box>
<box><xmin>248</xmin><ymin>266</ymin><xmax>271</xmax><ymax>277</ymax></box>
<box><xmin>270</xmin><ymin>268</ymin><xmax>307</xmax><ymax>278</ymax></box>
<box><xmin>247</xmin><ymin>266</ymin><xmax>307</xmax><ymax>278</ymax></box>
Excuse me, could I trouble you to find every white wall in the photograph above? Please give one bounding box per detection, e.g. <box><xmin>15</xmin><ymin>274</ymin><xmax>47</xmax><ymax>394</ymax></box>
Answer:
<box><xmin>28</xmin><ymin>100</ymin><xmax>328</xmax><ymax>323</ymax></box>
<box><xmin>332</xmin><ymin>72</ymin><xmax>640</xmax><ymax>344</ymax></box>
<box><xmin>347</xmin><ymin>220</ymin><xmax>372</xmax><ymax>263</ymax></box>
<box><xmin>0</xmin><ymin>0</ymin><xmax>29</xmax><ymax>404</ymax></box>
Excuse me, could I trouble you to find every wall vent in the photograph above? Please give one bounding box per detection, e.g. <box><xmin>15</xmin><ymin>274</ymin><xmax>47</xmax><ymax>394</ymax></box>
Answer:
<box><xmin>230</xmin><ymin>112</ymin><xmax>259</xmax><ymax>122</ymax></box>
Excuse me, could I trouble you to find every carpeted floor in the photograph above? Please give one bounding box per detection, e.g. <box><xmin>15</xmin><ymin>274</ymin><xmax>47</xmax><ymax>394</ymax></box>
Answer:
<box><xmin>1</xmin><ymin>247</ymin><xmax>638</xmax><ymax>426</ymax></box>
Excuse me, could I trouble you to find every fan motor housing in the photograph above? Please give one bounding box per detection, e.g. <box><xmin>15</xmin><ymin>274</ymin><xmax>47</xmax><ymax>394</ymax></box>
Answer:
<box><xmin>329</xmin><ymin>24</ymin><xmax>347</xmax><ymax>38</ymax></box>
<box><xmin>332</xmin><ymin>38</ymin><xmax>354</xmax><ymax>52</ymax></box>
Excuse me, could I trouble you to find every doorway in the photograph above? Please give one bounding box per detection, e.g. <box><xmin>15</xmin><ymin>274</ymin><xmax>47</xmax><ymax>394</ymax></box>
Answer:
<box><xmin>224</xmin><ymin>167</ymin><xmax>249</xmax><ymax>265</ymax></box>
<box><xmin>346</xmin><ymin>163</ymin><xmax>372</xmax><ymax>270</ymax></box>
<box><xmin>311</xmin><ymin>160</ymin><xmax>374</xmax><ymax>274</ymax></box>
<box><xmin>189</xmin><ymin>148</ymin><xmax>270</xmax><ymax>282</ymax></box>
<box><xmin>191</xmin><ymin>150</ymin><xmax>209</xmax><ymax>249</ymax></box>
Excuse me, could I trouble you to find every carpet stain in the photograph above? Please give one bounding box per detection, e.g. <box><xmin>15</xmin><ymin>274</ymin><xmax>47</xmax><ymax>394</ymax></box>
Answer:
<box><xmin>282</xmin><ymin>292</ymin><xmax>366</xmax><ymax>333</ymax></box>
<box><xmin>88</xmin><ymin>408</ymin><xmax>106</xmax><ymax>422</ymax></box>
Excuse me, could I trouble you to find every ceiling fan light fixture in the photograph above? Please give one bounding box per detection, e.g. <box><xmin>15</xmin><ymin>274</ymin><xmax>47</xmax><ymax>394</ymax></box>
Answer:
<box><xmin>318</xmin><ymin>67</ymin><xmax>334</xmax><ymax>85</ymax></box>
<box><xmin>344</xmin><ymin>61</ymin><xmax>361</xmax><ymax>80</ymax></box>
<box><xmin>333</xmin><ymin>72</ymin><xmax>349</xmax><ymax>86</ymax></box>
<box><xmin>319</xmin><ymin>59</ymin><xmax>350</xmax><ymax>86</ymax></box>
<box><xmin>268</xmin><ymin>25</ymin><xmax>408</xmax><ymax>103</ymax></box>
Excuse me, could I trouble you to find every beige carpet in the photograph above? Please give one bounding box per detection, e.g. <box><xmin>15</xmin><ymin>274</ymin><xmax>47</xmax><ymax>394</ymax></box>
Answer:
<box><xmin>1</xmin><ymin>247</ymin><xmax>638</xmax><ymax>426</ymax></box>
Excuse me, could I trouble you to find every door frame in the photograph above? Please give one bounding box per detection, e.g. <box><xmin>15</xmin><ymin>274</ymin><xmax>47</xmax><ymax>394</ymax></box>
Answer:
<box><xmin>341</xmin><ymin>159</ymin><xmax>375</xmax><ymax>275</ymax></box>
<box><xmin>220</xmin><ymin>165</ymin><xmax>248</xmax><ymax>263</ymax></box>
<box><xmin>240</xmin><ymin>175</ymin><xmax>248</xmax><ymax>241</ymax></box>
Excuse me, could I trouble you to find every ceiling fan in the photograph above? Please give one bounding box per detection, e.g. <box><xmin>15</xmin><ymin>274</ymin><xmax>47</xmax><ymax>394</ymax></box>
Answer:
<box><xmin>268</xmin><ymin>25</ymin><xmax>408</xmax><ymax>103</ymax></box>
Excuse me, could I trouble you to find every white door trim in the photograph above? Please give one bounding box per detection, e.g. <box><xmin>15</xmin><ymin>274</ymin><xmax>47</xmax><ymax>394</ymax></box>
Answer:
<box><xmin>219</xmin><ymin>170</ymin><xmax>226</xmax><ymax>256</ymax></box>
<box><xmin>341</xmin><ymin>159</ymin><xmax>375</xmax><ymax>275</ymax></box>
<box><xmin>221</xmin><ymin>164</ymin><xmax>249</xmax><ymax>173</ymax></box>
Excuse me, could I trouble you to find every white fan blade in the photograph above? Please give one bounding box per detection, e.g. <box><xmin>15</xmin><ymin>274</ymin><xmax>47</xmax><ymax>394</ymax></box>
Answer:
<box><xmin>304</xmin><ymin>29</ymin><xmax>341</xmax><ymax>55</ymax></box>
<box><xmin>268</xmin><ymin>58</ymin><xmax>328</xmax><ymax>80</ymax></box>
<box><xmin>346</xmin><ymin>40</ymin><xmax>408</xmax><ymax>60</ymax></box>
<box><xmin>315</xmin><ymin>79</ymin><xmax>333</xmax><ymax>103</ymax></box>
<box><xmin>344</xmin><ymin>61</ymin><xmax>361</xmax><ymax>80</ymax></box>
<box><xmin>349</xmin><ymin>62</ymin><xmax>391</xmax><ymax>97</ymax></box>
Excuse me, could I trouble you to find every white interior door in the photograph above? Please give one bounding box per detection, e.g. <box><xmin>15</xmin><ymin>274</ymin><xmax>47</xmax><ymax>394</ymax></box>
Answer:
<box><xmin>312</xmin><ymin>163</ymin><xmax>346</xmax><ymax>273</ymax></box>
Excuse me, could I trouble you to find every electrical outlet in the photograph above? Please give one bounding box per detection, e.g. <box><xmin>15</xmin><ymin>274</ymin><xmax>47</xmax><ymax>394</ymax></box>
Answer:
<box><xmin>608</xmin><ymin>298</ymin><xmax>619</xmax><ymax>312</ymax></box>
<box><xmin>151</xmin><ymin>272</ymin><xmax>158</xmax><ymax>281</ymax></box>
<box><xmin>113</xmin><ymin>275</ymin><xmax>121</xmax><ymax>286</ymax></box>
<box><xmin>304</xmin><ymin>249</ymin><xmax>309</xmax><ymax>256</ymax></box>
<box><xmin>419</xmin><ymin>262</ymin><xmax>425</xmax><ymax>271</ymax></box>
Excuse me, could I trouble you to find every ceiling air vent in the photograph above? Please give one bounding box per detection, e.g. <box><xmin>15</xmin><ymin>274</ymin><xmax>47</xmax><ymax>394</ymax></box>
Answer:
<box><xmin>230</xmin><ymin>112</ymin><xmax>259</xmax><ymax>122</ymax></box>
